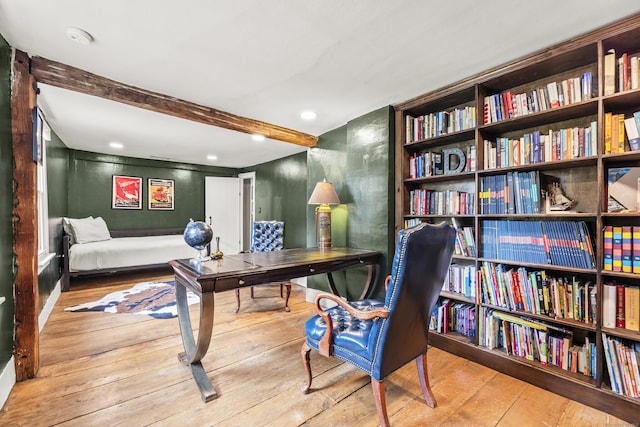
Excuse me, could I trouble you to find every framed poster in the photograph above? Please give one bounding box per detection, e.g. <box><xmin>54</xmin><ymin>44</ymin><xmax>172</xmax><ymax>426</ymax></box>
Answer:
<box><xmin>112</xmin><ymin>175</ymin><xmax>143</xmax><ymax>209</ymax></box>
<box><xmin>148</xmin><ymin>178</ymin><xmax>175</xmax><ymax>210</ymax></box>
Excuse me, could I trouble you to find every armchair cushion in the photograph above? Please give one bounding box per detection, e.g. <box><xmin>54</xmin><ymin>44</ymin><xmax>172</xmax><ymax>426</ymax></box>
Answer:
<box><xmin>305</xmin><ymin>299</ymin><xmax>385</xmax><ymax>372</ymax></box>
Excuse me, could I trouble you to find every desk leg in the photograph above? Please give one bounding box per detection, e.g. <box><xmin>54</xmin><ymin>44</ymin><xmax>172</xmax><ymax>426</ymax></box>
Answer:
<box><xmin>175</xmin><ymin>277</ymin><xmax>217</xmax><ymax>402</ymax></box>
<box><xmin>326</xmin><ymin>272</ymin><xmax>340</xmax><ymax>297</ymax></box>
<box><xmin>327</xmin><ymin>263</ymin><xmax>379</xmax><ymax>300</ymax></box>
<box><xmin>357</xmin><ymin>263</ymin><xmax>379</xmax><ymax>300</ymax></box>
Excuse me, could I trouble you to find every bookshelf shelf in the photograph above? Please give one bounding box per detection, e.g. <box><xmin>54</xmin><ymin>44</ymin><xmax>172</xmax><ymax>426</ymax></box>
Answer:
<box><xmin>440</xmin><ymin>290</ymin><xmax>475</xmax><ymax>304</ymax></box>
<box><xmin>602</xmin><ymin>326</ymin><xmax>640</xmax><ymax>341</ymax></box>
<box><xmin>404</xmin><ymin>128</ymin><xmax>476</xmax><ymax>151</ymax></box>
<box><xmin>395</xmin><ymin>14</ymin><xmax>640</xmax><ymax>423</ymax></box>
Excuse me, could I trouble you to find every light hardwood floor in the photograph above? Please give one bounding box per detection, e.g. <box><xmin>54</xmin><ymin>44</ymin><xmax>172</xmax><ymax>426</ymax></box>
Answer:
<box><xmin>0</xmin><ymin>271</ymin><xmax>634</xmax><ymax>426</ymax></box>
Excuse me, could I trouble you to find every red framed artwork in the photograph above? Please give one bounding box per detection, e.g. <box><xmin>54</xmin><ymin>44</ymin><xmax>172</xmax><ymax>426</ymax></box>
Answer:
<box><xmin>112</xmin><ymin>175</ymin><xmax>143</xmax><ymax>209</ymax></box>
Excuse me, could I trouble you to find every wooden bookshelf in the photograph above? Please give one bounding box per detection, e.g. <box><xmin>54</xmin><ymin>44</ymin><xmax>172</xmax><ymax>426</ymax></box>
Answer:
<box><xmin>394</xmin><ymin>14</ymin><xmax>640</xmax><ymax>424</ymax></box>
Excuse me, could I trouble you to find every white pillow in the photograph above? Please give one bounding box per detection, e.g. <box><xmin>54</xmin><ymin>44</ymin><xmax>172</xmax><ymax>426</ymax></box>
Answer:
<box><xmin>63</xmin><ymin>216</ymin><xmax>93</xmax><ymax>245</ymax></box>
<box><xmin>69</xmin><ymin>217</ymin><xmax>112</xmax><ymax>244</ymax></box>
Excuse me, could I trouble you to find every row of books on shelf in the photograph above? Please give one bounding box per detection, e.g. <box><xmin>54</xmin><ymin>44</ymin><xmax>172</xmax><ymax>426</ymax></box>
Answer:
<box><xmin>451</xmin><ymin>223</ymin><xmax>477</xmax><ymax>258</ymax></box>
<box><xmin>483</xmin><ymin>72</ymin><xmax>593</xmax><ymax>125</ymax></box>
<box><xmin>429</xmin><ymin>299</ymin><xmax>476</xmax><ymax>337</ymax></box>
<box><xmin>408</xmin><ymin>146</ymin><xmax>476</xmax><ymax>179</ymax></box>
<box><xmin>603</xmin><ymin>226</ymin><xmax>640</xmax><ymax>273</ymax></box>
<box><xmin>443</xmin><ymin>263</ymin><xmax>477</xmax><ymax>299</ymax></box>
<box><xmin>479</xmin><ymin>262</ymin><xmax>596</xmax><ymax>324</ymax></box>
<box><xmin>479</xmin><ymin>170</ymin><xmax>542</xmax><ymax>215</ymax></box>
<box><xmin>405</xmin><ymin>106</ymin><xmax>476</xmax><ymax>143</ymax></box>
<box><xmin>603</xmin><ymin>283</ymin><xmax>640</xmax><ymax>332</ymax></box>
<box><xmin>483</xmin><ymin>123</ymin><xmax>597</xmax><ymax>170</ymax></box>
<box><xmin>409</xmin><ymin>189</ymin><xmax>474</xmax><ymax>216</ymax></box>
<box><xmin>605</xmin><ymin>111</ymin><xmax>640</xmax><ymax>154</ymax></box>
<box><xmin>602</xmin><ymin>333</ymin><xmax>640</xmax><ymax>398</ymax></box>
<box><xmin>480</xmin><ymin>220</ymin><xmax>596</xmax><ymax>269</ymax></box>
<box><xmin>479</xmin><ymin>308</ymin><xmax>596</xmax><ymax>378</ymax></box>
<box><xmin>603</xmin><ymin>50</ymin><xmax>640</xmax><ymax>96</ymax></box>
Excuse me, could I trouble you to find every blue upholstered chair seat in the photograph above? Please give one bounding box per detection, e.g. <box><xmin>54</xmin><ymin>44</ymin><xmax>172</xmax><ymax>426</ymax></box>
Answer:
<box><xmin>305</xmin><ymin>299</ymin><xmax>384</xmax><ymax>373</ymax></box>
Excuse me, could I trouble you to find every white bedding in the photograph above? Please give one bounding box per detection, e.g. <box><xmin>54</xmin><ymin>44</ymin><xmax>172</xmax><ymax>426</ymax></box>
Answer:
<box><xmin>68</xmin><ymin>234</ymin><xmax>197</xmax><ymax>272</ymax></box>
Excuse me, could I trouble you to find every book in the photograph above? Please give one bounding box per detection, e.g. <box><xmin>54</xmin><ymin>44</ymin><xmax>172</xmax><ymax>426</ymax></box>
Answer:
<box><xmin>603</xmin><ymin>283</ymin><xmax>617</xmax><ymax>328</ymax></box>
<box><xmin>613</xmin><ymin>226</ymin><xmax>623</xmax><ymax>272</ymax></box>
<box><xmin>605</xmin><ymin>112</ymin><xmax>613</xmax><ymax>154</ymax></box>
<box><xmin>603</xmin><ymin>225</ymin><xmax>614</xmax><ymax>270</ymax></box>
<box><xmin>616</xmin><ymin>284</ymin><xmax>625</xmax><ymax>328</ymax></box>
<box><xmin>622</xmin><ymin>226</ymin><xmax>633</xmax><ymax>273</ymax></box>
<box><xmin>604</xmin><ymin>49</ymin><xmax>617</xmax><ymax>95</ymax></box>
<box><xmin>623</xmin><ymin>116</ymin><xmax>640</xmax><ymax>151</ymax></box>
<box><xmin>624</xmin><ymin>286</ymin><xmax>639</xmax><ymax>332</ymax></box>
<box><xmin>634</xmin><ymin>226</ymin><xmax>640</xmax><ymax>274</ymax></box>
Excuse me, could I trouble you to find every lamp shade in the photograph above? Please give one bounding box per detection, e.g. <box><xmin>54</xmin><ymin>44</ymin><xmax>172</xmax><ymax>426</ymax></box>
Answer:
<box><xmin>308</xmin><ymin>180</ymin><xmax>340</xmax><ymax>205</ymax></box>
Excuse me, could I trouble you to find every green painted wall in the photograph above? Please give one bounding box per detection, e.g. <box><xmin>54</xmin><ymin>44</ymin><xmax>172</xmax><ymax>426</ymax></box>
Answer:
<box><xmin>250</xmin><ymin>151</ymin><xmax>307</xmax><ymax>249</ymax></box>
<box><xmin>0</xmin><ymin>35</ymin><xmax>14</xmax><ymax>371</ymax></box>
<box><xmin>67</xmin><ymin>150</ymin><xmax>237</xmax><ymax>231</ymax></box>
<box><xmin>306</xmin><ymin>106</ymin><xmax>394</xmax><ymax>299</ymax></box>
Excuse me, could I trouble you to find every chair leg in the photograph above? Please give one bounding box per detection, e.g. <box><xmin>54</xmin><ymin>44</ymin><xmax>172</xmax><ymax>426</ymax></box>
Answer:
<box><xmin>301</xmin><ymin>341</ymin><xmax>313</xmax><ymax>394</ymax></box>
<box><xmin>283</xmin><ymin>283</ymin><xmax>291</xmax><ymax>312</ymax></box>
<box><xmin>371</xmin><ymin>377</ymin><xmax>390</xmax><ymax>427</ymax></box>
<box><xmin>234</xmin><ymin>289</ymin><xmax>241</xmax><ymax>313</ymax></box>
<box><xmin>250</xmin><ymin>286</ymin><xmax>255</xmax><ymax>299</ymax></box>
<box><xmin>416</xmin><ymin>352</ymin><xmax>437</xmax><ymax>408</ymax></box>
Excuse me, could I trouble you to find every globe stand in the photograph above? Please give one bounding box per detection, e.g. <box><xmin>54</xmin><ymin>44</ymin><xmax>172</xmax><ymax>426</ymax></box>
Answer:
<box><xmin>191</xmin><ymin>248</ymin><xmax>211</xmax><ymax>264</ymax></box>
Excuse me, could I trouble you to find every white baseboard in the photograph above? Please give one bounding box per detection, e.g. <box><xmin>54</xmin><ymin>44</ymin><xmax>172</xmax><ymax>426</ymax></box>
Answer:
<box><xmin>0</xmin><ymin>356</ymin><xmax>16</xmax><ymax>409</ymax></box>
<box><xmin>39</xmin><ymin>280</ymin><xmax>61</xmax><ymax>333</ymax></box>
<box><xmin>0</xmin><ymin>280</ymin><xmax>61</xmax><ymax>410</ymax></box>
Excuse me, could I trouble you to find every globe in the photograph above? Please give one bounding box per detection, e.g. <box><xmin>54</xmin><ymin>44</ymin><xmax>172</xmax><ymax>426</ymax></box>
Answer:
<box><xmin>183</xmin><ymin>219</ymin><xmax>213</xmax><ymax>251</ymax></box>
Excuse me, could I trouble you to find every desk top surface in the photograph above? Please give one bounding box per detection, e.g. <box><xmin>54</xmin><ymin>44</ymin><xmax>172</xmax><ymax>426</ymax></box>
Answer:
<box><xmin>171</xmin><ymin>247</ymin><xmax>380</xmax><ymax>280</ymax></box>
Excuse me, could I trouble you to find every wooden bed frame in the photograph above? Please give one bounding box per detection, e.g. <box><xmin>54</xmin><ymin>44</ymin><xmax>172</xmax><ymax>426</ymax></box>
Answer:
<box><xmin>61</xmin><ymin>227</ymin><xmax>185</xmax><ymax>291</ymax></box>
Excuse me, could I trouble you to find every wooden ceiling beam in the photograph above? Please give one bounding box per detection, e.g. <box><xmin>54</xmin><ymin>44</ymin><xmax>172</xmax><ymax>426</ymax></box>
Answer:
<box><xmin>30</xmin><ymin>56</ymin><xmax>318</xmax><ymax>148</ymax></box>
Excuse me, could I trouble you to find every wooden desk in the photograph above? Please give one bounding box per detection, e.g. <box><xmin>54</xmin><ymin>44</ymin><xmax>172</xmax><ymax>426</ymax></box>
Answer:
<box><xmin>169</xmin><ymin>247</ymin><xmax>381</xmax><ymax>402</ymax></box>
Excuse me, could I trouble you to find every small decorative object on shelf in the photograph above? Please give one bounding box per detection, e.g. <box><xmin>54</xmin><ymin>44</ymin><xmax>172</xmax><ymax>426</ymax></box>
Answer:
<box><xmin>183</xmin><ymin>219</ymin><xmax>213</xmax><ymax>262</ymax></box>
<box><xmin>213</xmin><ymin>236</ymin><xmax>223</xmax><ymax>259</ymax></box>
<box><xmin>547</xmin><ymin>180</ymin><xmax>577</xmax><ymax>211</ymax></box>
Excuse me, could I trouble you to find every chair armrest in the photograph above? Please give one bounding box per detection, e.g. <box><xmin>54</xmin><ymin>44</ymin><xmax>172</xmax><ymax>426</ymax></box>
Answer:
<box><xmin>384</xmin><ymin>275</ymin><xmax>391</xmax><ymax>291</ymax></box>
<box><xmin>314</xmin><ymin>293</ymin><xmax>389</xmax><ymax>357</ymax></box>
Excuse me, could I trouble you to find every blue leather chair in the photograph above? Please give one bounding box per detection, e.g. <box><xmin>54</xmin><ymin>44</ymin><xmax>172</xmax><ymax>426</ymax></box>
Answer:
<box><xmin>301</xmin><ymin>222</ymin><xmax>455</xmax><ymax>426</ymax></box>
<box><xmin>234</xmin><ymin>221</ymin><xmax>292</xmax><ymax>312</ymax></box>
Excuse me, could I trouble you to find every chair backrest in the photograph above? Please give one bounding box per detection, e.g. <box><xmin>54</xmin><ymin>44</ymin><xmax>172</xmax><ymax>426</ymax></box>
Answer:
<box><xmin>251</xmin><ymin>221</ymin><xmax>284</xmax><ymax>252</ymax></box>
<box><xmin>370</xmin><ymin>221</ymin><xmax>456</xmax><ymax>380</ymax></box>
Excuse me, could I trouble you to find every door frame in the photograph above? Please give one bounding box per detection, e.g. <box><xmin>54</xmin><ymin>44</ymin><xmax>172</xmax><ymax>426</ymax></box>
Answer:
<box><xmin>238</xmin><ymin>171</ymin><xmax>255</xmax><ymax>252</ymax></box>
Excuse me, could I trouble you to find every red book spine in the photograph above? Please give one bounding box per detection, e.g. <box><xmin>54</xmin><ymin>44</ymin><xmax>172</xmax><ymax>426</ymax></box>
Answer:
<box><xmin>616</xmin><ymin>285</ymin><xmax>625</xmax><ymax>328</ymax></box>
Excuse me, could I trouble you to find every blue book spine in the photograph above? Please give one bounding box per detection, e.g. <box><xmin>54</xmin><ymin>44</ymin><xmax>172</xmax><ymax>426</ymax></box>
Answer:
<box><xmin>533</xmin><ymin>131</ymin><xmax>541</xmax><ymax>163</ymax></box>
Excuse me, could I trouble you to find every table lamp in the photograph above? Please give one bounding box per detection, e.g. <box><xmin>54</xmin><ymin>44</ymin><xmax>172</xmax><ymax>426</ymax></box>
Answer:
<box><xmin>308</xmin><ymin>179</ymin><xmax>340</xmax><ymax>248</ymax></box>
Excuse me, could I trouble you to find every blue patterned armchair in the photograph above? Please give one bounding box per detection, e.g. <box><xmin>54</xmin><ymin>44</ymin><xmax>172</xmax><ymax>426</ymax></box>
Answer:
<box><xmin>234</xmin><ymin>221</ymin><xmax>292</xmax><ymax>312</ymax></box>
<box><xmin>301</xmin><ymin>222</ymin><xmax>456</xmax><ymax>426</ymax></box>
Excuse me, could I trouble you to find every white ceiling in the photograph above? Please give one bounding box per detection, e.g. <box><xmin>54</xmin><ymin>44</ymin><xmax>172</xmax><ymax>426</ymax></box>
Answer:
<box><xmin>1</xmin><ymin>1</ymin><xmax>639</xmax><ymax>168</ymax></box>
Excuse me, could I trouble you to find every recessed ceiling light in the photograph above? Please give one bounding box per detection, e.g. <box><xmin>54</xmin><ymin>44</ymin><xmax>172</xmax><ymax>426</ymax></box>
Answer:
<box><xmin>66</xmin><ymin>27</ymin><xmax>94</xmax><ymax>45</ymax></box>
<box><xmin>109</xmin><ymin>142</ymin><xmax>123</xmax><ymax>149</ymax></box>
<box><xmin>207</xmin><ymin>155</ymin><xmax>218</xmax><ymax>161</ymax></box>
<box><xmin>301</xmin><ymin>111</ymin><xmax>317</xmax><ymax>120</ymax></box>
<box><xmin>252</xmin><ymin>134</ymin><xmax>265</xmax><ymax>142</ymax></box>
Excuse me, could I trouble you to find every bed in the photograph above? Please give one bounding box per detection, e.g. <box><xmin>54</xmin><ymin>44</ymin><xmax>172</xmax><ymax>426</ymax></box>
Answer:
<box><xmin>61</xmin><ymin>216</ymin><xmax>197</xmax><ymax>291</ymax></box>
